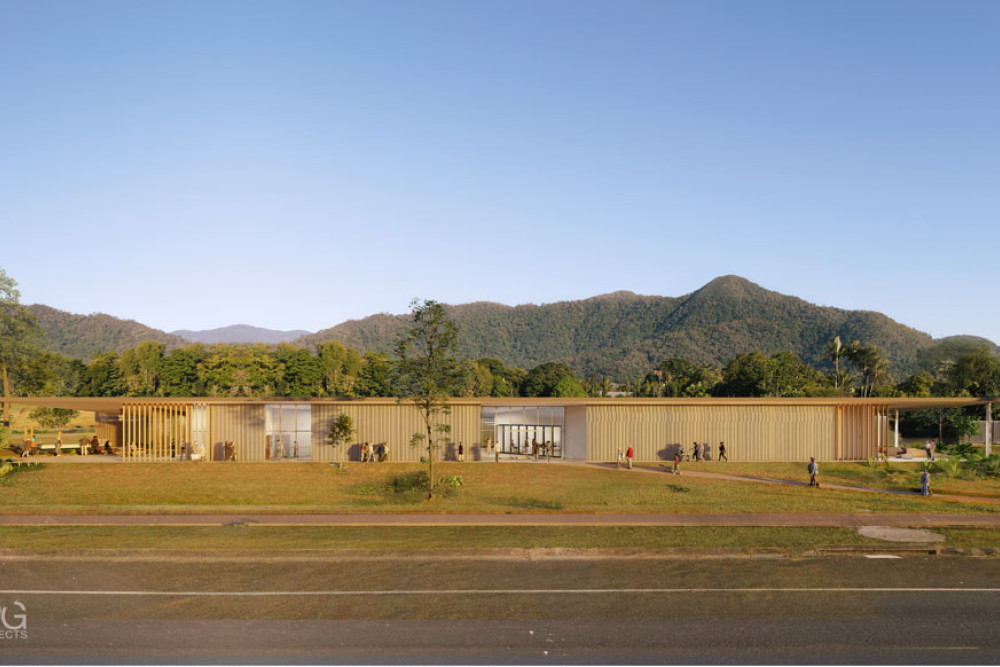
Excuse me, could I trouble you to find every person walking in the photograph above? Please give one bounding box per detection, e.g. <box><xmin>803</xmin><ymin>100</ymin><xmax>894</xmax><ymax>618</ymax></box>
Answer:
<box><xmin>673</xmin><ymin>451</ymin><xmax>681</xmax><ymax>475</ymax></box>
<box><xmin>808</xmin><ymin>457</ymin><xmax>819</xmax><ymax>487</ymax></box>
<box><xmin>921</xmin><ymin>469</ymin><xmax>931</xmax><ymax>496</ymax></box>
<box><xmin>718</xmin><ymin>441</ymin><xmax>728</xmax><ymax>462</ymax></box>
<box><xmin>693</xmin><ymin>442</ymin><xmax>701</xmax><ymax>462</ymax></box>
<box><xmin>625</xmin><ymin>445</ymin><xmax>634</xmax><ymax>470</ymax></box>
<box><xmin>458</xmin><ymin>443</ymin><xmax>465</xmax><ymax>463</ymax></box>
<box><xmin>925</xmin><ymin>440</ymin><xmax>933</xmax><ymax>461</ymax></box>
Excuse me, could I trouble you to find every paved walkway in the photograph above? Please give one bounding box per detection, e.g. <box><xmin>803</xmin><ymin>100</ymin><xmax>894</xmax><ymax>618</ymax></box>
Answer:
<box><xmin>0</xmin><ymin>512</ymin><xmax>998</xmax><ymax>527</ymax></box>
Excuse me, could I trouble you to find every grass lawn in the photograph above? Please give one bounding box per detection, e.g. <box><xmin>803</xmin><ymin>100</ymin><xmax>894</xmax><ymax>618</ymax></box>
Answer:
<box><xmin>673</xmin><ymin>461</ymin><xmax>1000</xmax><ymax>499</ymax></box>
<box><xmin>1</xmin><ymin>461</ymin><xmax>998</xmax><ymax>514</ymax></box>
<box><xmin>0</xmin><ymin>524</ymin><xmax>991</xmax><ymax>552</ymax></box>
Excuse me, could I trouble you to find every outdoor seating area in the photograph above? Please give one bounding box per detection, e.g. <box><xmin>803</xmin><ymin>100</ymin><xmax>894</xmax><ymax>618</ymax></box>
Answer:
<box><xmin>11</xmin><ymin>435</ymin><xmax>119</xmax><ymax>458</ymax></box>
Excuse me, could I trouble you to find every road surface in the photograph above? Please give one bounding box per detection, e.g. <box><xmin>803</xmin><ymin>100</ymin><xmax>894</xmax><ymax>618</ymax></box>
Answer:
<box><xmin>2</xmin><ymin>552</ymin><xmax>999</xmax><ymax>663</ymax></box>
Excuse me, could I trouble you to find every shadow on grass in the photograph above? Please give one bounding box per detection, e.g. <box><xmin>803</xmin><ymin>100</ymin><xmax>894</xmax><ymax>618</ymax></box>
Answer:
<box><xmin>346</xmin><ymin>470</ymin><xmax>463</xmax><ymax>505</ymax></box>
<box><xmin>486</xmin><ymin>497</ymin><xmax>566</xmax><ymax>511</ymax></box>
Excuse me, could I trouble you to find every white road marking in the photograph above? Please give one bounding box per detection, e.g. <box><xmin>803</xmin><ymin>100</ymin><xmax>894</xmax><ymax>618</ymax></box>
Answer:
<box><xmin>864</xmin><ymin>554</ymin><xmax>902</xmax><ymax>559</ymax></box>
<box><xmin>1</xmin><ymin>587</ymin><xmax>1000</xmax><ymax>597</ymax></box>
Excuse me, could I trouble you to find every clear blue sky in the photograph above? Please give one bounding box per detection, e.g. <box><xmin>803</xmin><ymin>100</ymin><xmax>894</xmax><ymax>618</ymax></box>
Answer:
<box><xmin>2</xmin><ymin>0</ymin><xmax>998</xmax><ymax>342</ymax></box>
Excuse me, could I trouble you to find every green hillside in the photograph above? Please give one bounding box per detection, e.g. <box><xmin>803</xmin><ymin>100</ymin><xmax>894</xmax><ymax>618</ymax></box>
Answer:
<box><xmin>27</xmin><ymin>304</ymin><xmax>188</xmax><ymax>360</ymax></box>
<box><xmin>295</xmin><ymin>276</ymin><xmax>938</xmax><ymax>379</ymax></box>
<box><xmin>28</xmin><ymin>276</ymin><xmax>983</xmax><ymax>380</ymax></box>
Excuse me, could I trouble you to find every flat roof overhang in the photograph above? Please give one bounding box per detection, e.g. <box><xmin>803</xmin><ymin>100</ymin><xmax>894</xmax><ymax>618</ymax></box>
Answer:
<box><xmin>5</xmin><ymin>396</ymin><xmax>994</xmax><ymax>413</ymax></box>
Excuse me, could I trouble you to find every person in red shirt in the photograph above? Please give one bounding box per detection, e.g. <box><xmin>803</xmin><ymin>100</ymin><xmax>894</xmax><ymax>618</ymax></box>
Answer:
<box><xmin>625</xmin><ymin>446</ymin><xmax>634</xmax><ymax>469</ymax></box>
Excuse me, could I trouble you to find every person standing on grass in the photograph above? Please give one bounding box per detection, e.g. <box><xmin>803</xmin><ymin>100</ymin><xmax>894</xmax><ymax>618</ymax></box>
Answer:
<box><xmin>625</xmin><ymin>445</ymin><xmax>634</xmax><ymax>469</ymax></box>
<box><xmin>921</xmin><ymin>469</ymin><xmax>931</xmax><ymax>496</ymax></box>
<box><xmin>673</xmin><ymin>451</ymin><xmax>681</xmax><ymax>475</ymax></box>
<box><xmin>693</xmin><ymin>442</ymin><xmax>701</xmax><ymax>462</ymax></box>
<box><xmin>458</xmin><ymin>443</ymin><xmax>464</xmax><ymax>462</ymax></box>
<box><xmin>718</xmin><ymin>442</ymin><xmax>728</xmax><ymax>462</ymax></box>
<box><xmin>808</xmin><ymin>457</ymin><xmax>819</xmax><ymax>487</ymax></box>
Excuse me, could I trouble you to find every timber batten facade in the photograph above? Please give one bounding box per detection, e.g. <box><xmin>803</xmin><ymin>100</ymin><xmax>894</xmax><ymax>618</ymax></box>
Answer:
<box><xmin>10</xmin><ymin>396</ymin><xmax>991</xmax><ymax>463</ymax></box>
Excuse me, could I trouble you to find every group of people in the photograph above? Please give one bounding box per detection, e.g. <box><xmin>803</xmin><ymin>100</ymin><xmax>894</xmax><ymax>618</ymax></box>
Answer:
<box><xmin>677</xmin><ymin>441</ymin><xmax>728</xmax><ymax>462</ymax></box>
<box><xmin>618</xmin><ymin>446</ymin><xmax>635</xmax><ymax>469</ymax></box>
<box><xmin>807</xmin><ymin>456</ymin><xmax>932</xmax><ymax>496</ymax></box>
<box><xmin>531</xmin><ymin>439</ymin><xmax>553</xmax><ymax>461</ymax></box>
<box><xmin>270</xmin><ymin>437</ymin><xmax>299</xmax><ymax>460</ymax></box>
<box><xmin>21</xmin><ymin>435</ymin><xmax>113</xmax><ymax>457</ymax></box>
<box><xmin>360</xmin><ymin>442</ymin><xmax>389</xmax><ymax>463</ymax></box>
<box><xmin>615</xmin><ymin>441</ymin><xmax>729</xmax><ymax>472</ymax></box>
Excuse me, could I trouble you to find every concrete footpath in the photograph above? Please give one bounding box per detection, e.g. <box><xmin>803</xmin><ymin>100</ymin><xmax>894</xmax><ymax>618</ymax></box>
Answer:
<box><xmin>0</xmin><ymin>512</ymin><xmax>999</xmax><ymax>527</ymax></box>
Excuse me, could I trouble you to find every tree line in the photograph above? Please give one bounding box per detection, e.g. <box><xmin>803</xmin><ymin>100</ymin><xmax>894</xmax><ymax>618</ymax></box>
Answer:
<box><xmin>3</xmin><ymin>266</ymin><xmax>999</xmax><ymax>439</ymax></box>
<box><xmin>24</xmin><ymin>332</ymin><xmax>1000</xmax><ymax>405</ymax></box>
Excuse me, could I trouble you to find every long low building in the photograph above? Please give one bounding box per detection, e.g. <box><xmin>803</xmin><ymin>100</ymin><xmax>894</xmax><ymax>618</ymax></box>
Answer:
<box><xmin>8</xmin><ymin>396</ymin><xmax>992</xmax><ymax>463</ymax></box>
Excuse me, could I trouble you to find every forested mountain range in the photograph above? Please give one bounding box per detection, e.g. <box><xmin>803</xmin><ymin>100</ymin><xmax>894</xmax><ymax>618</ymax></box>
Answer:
<box><xmin>26</xmin><ymin>305</ymin><xmax>188</xmax><ymax>359</ymax></box>
<box><xmin>296</xmin><ymin>276</ymin><xmax>954</xmax><ymax>378</ymax></box>
<box><xmin>171</xmin><ymin>325</ymin><xmax>312</xmax><ymax>345</ymax></box>
<box><xmin>27</xmin><ymin>276</ymin><xmax>998</xmax><ymax>380</ymax></box>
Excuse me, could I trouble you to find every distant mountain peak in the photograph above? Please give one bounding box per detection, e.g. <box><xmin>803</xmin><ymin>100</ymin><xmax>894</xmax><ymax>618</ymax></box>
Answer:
<box><xmin>692</xmin><ymin>275</ymin><xmax>763</xmax><ymax>298</ymax></box>
<box><xmin>172</xmin><ymin>325</ymin><xmax>312</xmax><ymax>345</ymax></box>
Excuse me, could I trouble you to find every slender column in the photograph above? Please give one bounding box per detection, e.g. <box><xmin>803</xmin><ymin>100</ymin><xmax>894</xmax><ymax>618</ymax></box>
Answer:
<box><xmin>152</xmin><ymin>405</ymin><xmax>157</xmax><ymax>461</ymax></box>
<box><xmin>894</xmin><ymin>410</ymin><xmax>899</xmax><ymax>453</ymax></box>
<box><xmin>835</xmin><ymin>406</ymin><xmax>842</xmax><ymax>461</ymax></box>
<box><xmin>209</xmin><ymin>405</ymin><xmax>214</xmax><ymax>462</ymax></box>
<box><xmin>169</xmin><ymin>405</ymin><xmax>174</xmax><ymax>460</ymax></box>
<box><xmin>158</xmin><ymin>406</ymin><xmax>164</xmax><ymax>461</ymax></box>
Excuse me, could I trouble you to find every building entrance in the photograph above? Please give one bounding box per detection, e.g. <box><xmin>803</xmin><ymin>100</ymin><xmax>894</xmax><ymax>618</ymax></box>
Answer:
<box><xmin>482</xmin><ymin>406</ymin><xmax>565</xmax><ymax>459</ymax></box>
<box><xmin>265</xmin><ymin>404</ymin><xmax>312</xmax><ymax>460</ymax></box>
<box><xmin>497</xmin><ymin>424</ymin><xmax>562</xmax><ymax>458</ymax></box>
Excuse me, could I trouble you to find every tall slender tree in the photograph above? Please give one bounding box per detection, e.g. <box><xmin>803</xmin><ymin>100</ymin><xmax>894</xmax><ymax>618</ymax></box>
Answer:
<box><xmin>0</xmin><ymin>268</ymin><xmax>41</xmax><ymax>446</ymax></box>
<box><xmin>393</xmin><ymin>300</ymin><xmax>462</xmax><ymax>498</ymax></box>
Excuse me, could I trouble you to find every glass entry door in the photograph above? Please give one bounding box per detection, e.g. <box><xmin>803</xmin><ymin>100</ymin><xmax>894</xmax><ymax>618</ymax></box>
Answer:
<box><xmin>497</xmin><ymin>424</ymin><xmax>563</xmax><ymax>458</ymax></box>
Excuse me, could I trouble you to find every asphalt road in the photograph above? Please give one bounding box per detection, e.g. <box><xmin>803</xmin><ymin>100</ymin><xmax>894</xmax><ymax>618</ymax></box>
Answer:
<box><xmin>2</xmin><ymin>554</ymin><xmax>1000</xmax><ymax>664</ymax></box>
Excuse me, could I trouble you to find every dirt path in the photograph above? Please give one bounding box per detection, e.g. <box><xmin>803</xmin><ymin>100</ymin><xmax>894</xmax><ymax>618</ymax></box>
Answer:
<box><xmin>0</xmin><ymin>512</ymin><xmax>998</xmax><ymax>526</ymax></box>
<box><xmin>575</xmin><ymin>461</ymin><xmax>1000</xmax><ymax>504</ymax></box>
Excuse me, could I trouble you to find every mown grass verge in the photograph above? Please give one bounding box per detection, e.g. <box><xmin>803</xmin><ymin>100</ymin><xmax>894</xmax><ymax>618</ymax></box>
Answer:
<box><xmin>0</xmin><ymin>525</ymin><xmax>961</xmax><ymax>551</ymax></box>
<box><xmin>1</xmin><ymin>462</ymin><xmax>998</xmax><ymax>514</ymax></box>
